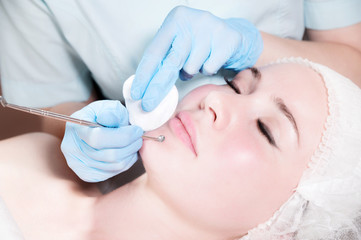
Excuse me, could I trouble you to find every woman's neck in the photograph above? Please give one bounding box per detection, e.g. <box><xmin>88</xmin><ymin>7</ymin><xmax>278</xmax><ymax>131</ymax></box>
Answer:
<box><xmin>90</xmin><ymin>174</ymin><xmax>223</xmax><ymax>240</ymax></box>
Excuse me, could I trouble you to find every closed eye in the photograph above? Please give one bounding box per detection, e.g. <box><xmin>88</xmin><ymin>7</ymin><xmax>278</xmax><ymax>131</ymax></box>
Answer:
<box><xmin>257</xmin><ymin>119</ymin><xmax>277</xmax><ymax>148</ymax></box>
<box><xmin>225</xmin><ymin>76</ymin><xmax>277</xmax><ymax>148</ymax></box>
<box><xmin>224</xmin><ymin>77</ymin><xmax>241</xmax><ymax>94</ymax></box>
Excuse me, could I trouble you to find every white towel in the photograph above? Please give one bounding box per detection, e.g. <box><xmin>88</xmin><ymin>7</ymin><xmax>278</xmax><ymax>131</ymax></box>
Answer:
<box><xmin>0</xmin><ymin>196</ymin><xmax>24</xmax><ymax>240</ymax></box>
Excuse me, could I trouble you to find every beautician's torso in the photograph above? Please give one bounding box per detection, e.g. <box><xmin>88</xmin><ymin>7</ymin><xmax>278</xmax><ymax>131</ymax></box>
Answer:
<box><xmin>0</xmin><ymin>133</ymin><xmax>101</xmax><ymax>240</ymax></box>
<box><xmin>0</xmin><ymin>0</ymin><xmax>304</xmax><ymax>107</ymax></box>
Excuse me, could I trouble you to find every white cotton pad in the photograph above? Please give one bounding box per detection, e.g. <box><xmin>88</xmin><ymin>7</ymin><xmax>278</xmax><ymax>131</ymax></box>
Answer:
<box><xmin>123</xmin><ymin>75</ymin><xmax>178</xmax><ymax>131</ymax></box>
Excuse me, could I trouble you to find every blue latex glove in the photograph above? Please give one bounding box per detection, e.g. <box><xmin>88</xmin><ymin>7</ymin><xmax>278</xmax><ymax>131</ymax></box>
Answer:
<box><xmin>61</xmin><ymin>100</ymin><xmax>144</xmax><ymax>182</ymax></box>
<box><xmin>131</xmin><ymin>6</ymin><xmax>263</xmax><ymax>112</ymax></box>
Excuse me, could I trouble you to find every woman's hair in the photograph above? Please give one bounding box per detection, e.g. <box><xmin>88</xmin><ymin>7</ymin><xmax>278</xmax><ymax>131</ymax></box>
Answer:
<box><xmin>241</xmin><ymin>58</ymin><xmax>361</xmax><ymax>240</ymax></box>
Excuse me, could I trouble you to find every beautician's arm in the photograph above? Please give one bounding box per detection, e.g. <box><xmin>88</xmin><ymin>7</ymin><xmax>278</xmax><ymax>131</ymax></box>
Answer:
<box><xmin>257</xmin><ymin>22</ymin><xmax>361</xmax><ymax>87</ymax></box>
<box><xmin>41</xmin><ymin>90</ymin><xmax>99</xmax><ymax>139</ymax></box>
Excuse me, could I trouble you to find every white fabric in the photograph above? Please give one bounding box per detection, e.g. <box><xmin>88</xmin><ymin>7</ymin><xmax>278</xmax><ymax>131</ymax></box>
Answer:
<box><xmin>1</xmin><ymin>0</ymin><xmax>359</xmax><ymax>108</ymax></box>
<box><xmin>0</xmin><ymin>0</ymin><xmax>305</xmax><ymax>107</ymax></box>
<box><xmin>123</xmin><ymin>75</ymin><xmax>178</xmax><ymax>131</ymax></box>
<box><xmin>305</xmin><ymin>0</ymin><xmax>361</xmax><ymax>30</ymax></box>
<box><xmin>0</xmin><ymin>197</ymin><xmax>24</xmax><ymax>240</ymax></box>
<box><xmin>241</xmin><ymin>58</ymin><xmax>361</xmax><ymax>240</ymax></box>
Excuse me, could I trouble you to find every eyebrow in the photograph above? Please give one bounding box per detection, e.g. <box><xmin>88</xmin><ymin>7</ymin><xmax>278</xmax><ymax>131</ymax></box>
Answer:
<box><xmin>250</xmin><ymin>68</ymin><xmax>300</xmax><ymax>143</ymax></box>
<box><xmin>273</xmin><ymin>97</ymin><xmax>300</xmax><ymax>143</ymax></box>
<box><xmin>248</xmin><ymin>67</ymin><xmax>261</xmax><ymax>93</ymax></box>
<box><xmin>250</xmin><ymin>67</ymin><xmax>261</xmax><ymax>80</ymax></box>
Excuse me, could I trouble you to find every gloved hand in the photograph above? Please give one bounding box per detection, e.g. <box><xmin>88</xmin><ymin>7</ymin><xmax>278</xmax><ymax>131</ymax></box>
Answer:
<box><xmin>61</xmin><ymin>100</ymin><xmax>144</xmax><ymax>182</ymax></box>
<box><xmin>131</xmin><ymin>6</ymin><xmax>263</xmax><ymax>112</ymax></box>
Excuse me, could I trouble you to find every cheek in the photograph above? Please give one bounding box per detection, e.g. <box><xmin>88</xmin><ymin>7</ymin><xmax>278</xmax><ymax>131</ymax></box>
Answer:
<box><xmin>191</xmin><ymin>135</ymin><xmax>280</xmax><ymax>230</ymax></box>
<box><xmin>207</xmin><ymin>145</ymin><xmax>267</xmax><ymax>195</ymax></box>
<box><xmin>177</xmin><ymin>85</ymin><xmax>219</xmax><ymax>109</ymax></box>
<box><xmin>141</xmin><ymin>126</ymin><xmax>297</xmax><ymax>232</ymax></box>
<box><xmin>198</xmin><ymin>129</ymin><xmax>272</xmax><ymax>201</ymax></box>
<box><xmin>201</xmin><ymin>129</ymin><xmax>265</xmax><ymax>173</ymax></box>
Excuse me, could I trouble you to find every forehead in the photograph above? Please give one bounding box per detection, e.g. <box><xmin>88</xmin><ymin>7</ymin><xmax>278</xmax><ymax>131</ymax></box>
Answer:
<box><xmin>259</xmin><ymin>63</ymin><xmax>328</xmax><ymax>150</ymax></box>
<box><xmin>234</xmin><ymin>63</ymin><xmax>326</xmax><ymax>107</ymax></box>
<box><xmin>260</xmin><ymin>63</ymin><xmax>321</xmax><ymax>87</ymax></box>
<box><xmin>258</xmin><ymin>63</ymin><xmax>327</xmax><ymax>109</ymax></box>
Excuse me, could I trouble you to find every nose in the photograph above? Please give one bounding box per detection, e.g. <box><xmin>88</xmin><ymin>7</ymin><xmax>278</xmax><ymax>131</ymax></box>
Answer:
<box><xmin>202</xmin><ymin>90</ymin><xmax>233</xmax><ymax>130</ymax></box>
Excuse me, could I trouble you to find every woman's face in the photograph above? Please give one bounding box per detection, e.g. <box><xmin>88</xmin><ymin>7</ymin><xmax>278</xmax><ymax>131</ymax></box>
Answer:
<box><xmin>140</xmin><ymin>63</ymin><xmax>328</xmax><ymax>236</ymax></box>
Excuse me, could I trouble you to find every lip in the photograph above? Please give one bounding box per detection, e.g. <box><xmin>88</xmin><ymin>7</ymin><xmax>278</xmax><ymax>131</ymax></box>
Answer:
<box><xmin>169</xmin><ymin>111</ymin><xmax>197</xmax><ymax>156</ymax></box>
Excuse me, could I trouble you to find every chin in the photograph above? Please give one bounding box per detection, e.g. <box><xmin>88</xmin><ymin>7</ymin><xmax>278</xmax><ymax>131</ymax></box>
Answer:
<box><xmin>139</xmin><ymin>130</ymin><xmax>164</xmax><ymax>171</ymax></box>
<box><xmin>141</xmin><ymin>124</ymin><xmax>169</xmax><ymax>156</ymax></box>
<box><xmin>139</xmin><ymin>140</ymin><xmax>154</xmax><ymax>161</ymax></box>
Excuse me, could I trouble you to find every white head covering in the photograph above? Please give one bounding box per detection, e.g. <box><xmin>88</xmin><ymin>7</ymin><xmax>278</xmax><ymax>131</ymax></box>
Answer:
<box><xmin>241</xmin><ymin>57</ymin><xmax>361</xmax><ymax>240</ymax></box>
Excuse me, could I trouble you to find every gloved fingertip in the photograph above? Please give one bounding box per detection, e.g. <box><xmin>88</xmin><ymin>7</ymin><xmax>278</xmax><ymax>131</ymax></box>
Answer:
<box><xmin>141</xmin><ymin>99</ymin><xmax>156</xmax><ymax>112</ymax></box>
<box><xmin>82</xmin><ymin>176</ymin><xmax>99</xmax><ymax>183</ymax></box>
<box><xmin>130</xmin><ymin>86</ymin><xmax>143</xmax><ymax>100</ymax></box>
<box><xmin>200</xmin><ymin>65</ymin><xmax>217</xmax><ymax>76</ymax></box>
<box><xmin>179</xmin><ymin>69</ymin><xmax>194</xmax><ymax>81</ymax></box>
<box><xmin>134</xmin><ymin>126</ymin><xmax>145</xmax><ymax>137</ymax></box>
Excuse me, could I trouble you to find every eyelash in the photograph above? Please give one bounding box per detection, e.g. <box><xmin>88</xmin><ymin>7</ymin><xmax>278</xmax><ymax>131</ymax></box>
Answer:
<box><xmin>224</xmin><ymin>77</ymin><xmax>241</xmax><ymax>94</ymax></box>
<box><xmin>257</xmin><ymin>119</ymin><xmax>276</xmax><ymax>147</ymax></box>
<box><xmin>223</xmin><ymin>77</ymin><xmax>277</xmax><ymax>147</ymax></box>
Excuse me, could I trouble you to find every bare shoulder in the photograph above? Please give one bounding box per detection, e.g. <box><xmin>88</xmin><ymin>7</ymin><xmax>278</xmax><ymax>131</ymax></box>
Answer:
<box><xmin>0</xmin><ymin>132</ymin><xmax>62</xmax><ymax>170</ymax></box>
<box><xmin>0</xmin><ymin>132</ymin><xmax>76</xmax><ymax>181</ymax></box>
<box><xmin>0</xmin><ymin>132</ymin><xmax>61</xmax><ymax>155</ymax></box>
<box><xmin>0</xmin><ymin>133</ymin><xmax>100</xmax><ymax>240</ymax></box>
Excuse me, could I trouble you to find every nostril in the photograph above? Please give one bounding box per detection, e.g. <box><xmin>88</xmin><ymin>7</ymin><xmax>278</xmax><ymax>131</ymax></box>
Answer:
<box><xmin>199</xmin><ymin>101</ymin><xmax>204</xmax><ymax>110</ymax></box>
<box><xmin>209</xmin><ymin>107</ymin><xmax>217</xmax><ymax>122</ymax></box>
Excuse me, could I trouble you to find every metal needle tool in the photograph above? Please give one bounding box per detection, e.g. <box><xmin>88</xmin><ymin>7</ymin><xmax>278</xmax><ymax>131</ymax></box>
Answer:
<box><xmin>0</xmin><ymin>96</ymin><xmax>165</xmax><ymax>142</ymax></box>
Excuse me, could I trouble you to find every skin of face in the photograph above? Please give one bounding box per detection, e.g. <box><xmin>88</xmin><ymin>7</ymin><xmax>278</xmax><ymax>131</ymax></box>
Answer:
<box><xmin>139</xmin><ymin>63</ymin><xmax>328</xmax><ymax>237</ymax></box>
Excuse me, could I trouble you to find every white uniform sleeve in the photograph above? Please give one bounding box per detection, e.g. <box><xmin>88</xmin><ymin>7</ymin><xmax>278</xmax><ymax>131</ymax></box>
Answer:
<box><xmin>0</xmin><ymin>0</ymin><xmax>92</xmax><ymax>107</ymax></box>
<box><xmin>304</xmin><ymin>0</ymin><xmax>361</xmax><ymax>30</ymax></box>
